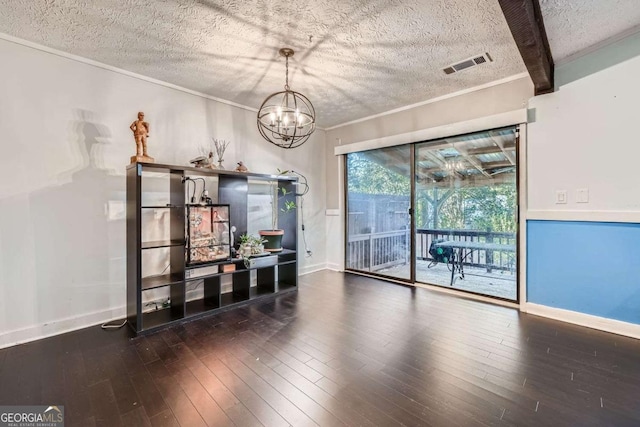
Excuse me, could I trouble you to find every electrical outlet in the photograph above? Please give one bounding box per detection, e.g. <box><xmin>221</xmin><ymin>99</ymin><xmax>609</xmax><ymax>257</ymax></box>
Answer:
<box><xmin>576</xmin><ymin>188</ymin><xmax>589</xmax><ymax>203</ymax></box>
<box><xmin>555</xmin><ymin>190</ymin><xmax>567</xmax><ymax>204</ymax></box>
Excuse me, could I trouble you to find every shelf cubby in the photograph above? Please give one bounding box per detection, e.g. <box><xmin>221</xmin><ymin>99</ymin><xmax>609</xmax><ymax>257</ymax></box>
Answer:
<box><xmin>141</xmin><ymin>240</ymin><xmax>185</xmax><ymax>250</ymax></box>
<box><xmin>141</xmin><ymin>272</ymin><xmax>184</xmax><ymax>290</ymax></box>
<box><xmin>127</xmin><ymin>162</ymin><xmax>298</xmax><ymax>334</ymax></box>
<box><xmin>142</xmin><ymin>308</ymin><xmax>183</xmax><ymax>330</ymax></box>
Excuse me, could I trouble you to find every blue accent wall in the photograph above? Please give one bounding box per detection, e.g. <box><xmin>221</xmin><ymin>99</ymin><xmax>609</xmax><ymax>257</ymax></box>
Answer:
<box><xmin>527</xmin><ymin>220</ymin><xmax>640</xmax><ymax>324</ymax></box>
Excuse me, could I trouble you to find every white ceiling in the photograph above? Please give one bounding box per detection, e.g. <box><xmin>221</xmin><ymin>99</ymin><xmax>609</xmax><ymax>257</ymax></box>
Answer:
<box><xmin>540</xmin><ymin>0</ymin><xmax>640</xmax><ymax>62</ymax></box>
<box><xmin>0</xmin><ymin>1</ymin><xmax>638</xmax><ymax>128</ymax></box>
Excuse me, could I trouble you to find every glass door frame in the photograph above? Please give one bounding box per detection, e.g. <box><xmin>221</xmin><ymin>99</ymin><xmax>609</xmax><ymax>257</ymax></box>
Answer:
<box><xmin>342</xmin><ymin>145</ymin><xmax>415</xmax><ymax>284</ymax></box>
<box><xmin>343</xmin><ymin>125</ymin><xmax>521</xmax><ymax>304</ymax></box>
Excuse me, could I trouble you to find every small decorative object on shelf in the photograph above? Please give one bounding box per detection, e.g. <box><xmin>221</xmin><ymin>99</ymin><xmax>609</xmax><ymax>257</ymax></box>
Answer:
<box><xmin>238</xmin><ymin>233</ymin><xmax>266</xmax><ymax>257</ymax></box>
<box><xmin>229</xmin><ymin>225</ymin><xmax>237</xmax><ymax>256</ymax></box>
<box><xmin>235</xmin><ymin>161</ymin><xmax>248</xmax><ymax>172</ymax></box>
<box><xmin>212</xmin><ymin>138</ymin><xmax>230</xmax><ymax>170</ymax></box>
<box><xmin>237</xmin><ymin>233</ymin><xmax>271</xmax><ymax>268</ymax></box>
<box><xmin>219</xmin><ymin>264</ymin><xmax>236</xmax><ymax>273</ymax></box>
<box><xmin>190</xmin><ymin>151</ymin><xmax>215</xmax><ymax>168</ymax></box>
<box><xmin>130</xmin><ymin>111</ymin><xmax>154</xmax><ymax>164</ymax></box>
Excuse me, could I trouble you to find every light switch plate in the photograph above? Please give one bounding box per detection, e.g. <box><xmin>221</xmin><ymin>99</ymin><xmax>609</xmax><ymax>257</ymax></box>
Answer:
<box><xmin>577</xmin><ymin>188</ymin><xmax>589</xmax><ymax>203</ymax></box>
<box><xmin>556</xmin><ymin>190</ymin><xmax>567</xmax><ymax>204</ymax></box>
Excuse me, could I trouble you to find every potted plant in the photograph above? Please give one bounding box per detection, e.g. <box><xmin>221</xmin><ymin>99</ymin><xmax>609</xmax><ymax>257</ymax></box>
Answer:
<box><xmin>238</xmin><ymin>233</ymin><xmax>253</xmax><ymax>257</ymax></box>
<box><xmin>238</xmin><ymin>233</ymin><xmax>266</xmax><ymax>257</ymax></box>
<box><xmin>259</xmin><ymin>170</ymin><xmax>296</xmax><ymax>252</ymax></box>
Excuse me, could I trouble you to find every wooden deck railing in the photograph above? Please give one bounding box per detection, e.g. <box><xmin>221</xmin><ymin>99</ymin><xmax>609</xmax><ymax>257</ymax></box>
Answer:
<box><xmin>347</xmin><ymin>230</ymin><xmax>409</xmax><ymax>271</ymax></box>
<box><xmin>347</xmin><ymin>228</ymin><xmax>516</xmax><ymax>274</ymax></box>
<box><xmin>417</xmin><ymin>228</ymin><xmax>516</xmax><ymax>273</ymax></box>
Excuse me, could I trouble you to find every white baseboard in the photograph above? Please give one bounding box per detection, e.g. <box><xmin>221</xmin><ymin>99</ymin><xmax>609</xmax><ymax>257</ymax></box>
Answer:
<box><xmin>298</xmin><ymin>263</ymin><xmax>328</xmax><ymax>276</ymax></box>
<box><xmin>9</xmin><ymin>279</ymin><xmax>638</xmax><ymax>350</ymax></box>
<box><xmin>523</xmin><ymin>303</ymin><xmax>640</xmax><ymax>340</ymax></box>
<box><xmin>0</xmin><ymin>306</ymin><xmax>126</xmax><ymax>350</ymax></box>
<box><xmin>0</xmin><ymin>266</ymin><xmax>331</xmax><ymax>349</ymax></box>
<box><xmin>326</xmin><ymin>262</ymin><xmax>343</xmax><ymax>272</ymax></box>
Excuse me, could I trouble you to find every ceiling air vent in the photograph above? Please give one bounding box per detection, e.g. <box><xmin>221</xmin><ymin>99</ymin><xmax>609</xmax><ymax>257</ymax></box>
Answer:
<box><xmin>443</xmin><ymin>53</ymin><xmax>493</xmax><ymax>75</ymax></box>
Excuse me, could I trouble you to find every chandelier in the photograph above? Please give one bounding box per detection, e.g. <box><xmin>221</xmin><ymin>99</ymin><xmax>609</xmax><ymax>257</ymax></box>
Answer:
<box><xmin>257</xmin><ymin>48</ymin><xmax>316</xmax><ymax>149</ymax></box>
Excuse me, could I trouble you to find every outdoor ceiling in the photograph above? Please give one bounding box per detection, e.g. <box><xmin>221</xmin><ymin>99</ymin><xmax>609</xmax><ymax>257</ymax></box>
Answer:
<box><xmin>361</xmin><ymin>127</ymin><xmax>517</xmax><ymax>189</ymax></box>
<box><xmin>0</xmin><ymin>0</ymin><xmax>527</xmax><ymax>128</ymax></box>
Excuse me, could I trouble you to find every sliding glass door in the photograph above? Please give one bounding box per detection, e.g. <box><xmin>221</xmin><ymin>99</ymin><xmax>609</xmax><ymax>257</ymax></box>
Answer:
<box><xmin>414</xmin><ymin>127</ymin><xmax>518</xmax><ymax>300</ymax></box>
<box><xmin>345</xmin><ymin>145</ymin><xmax>411</xmax><ymax>281</ymax></box>
<box><xmin>344</xmin><ymin>127</ymin><xmax>519</xmax><ymax>301</ymax></box>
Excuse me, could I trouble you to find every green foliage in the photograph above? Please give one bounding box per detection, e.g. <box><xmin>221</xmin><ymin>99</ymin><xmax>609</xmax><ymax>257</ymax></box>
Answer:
<box><xmin>239</xmin><ymin>233</ymin><xmax>266</xmax><ymax>246</ymax></box>
<box><xmin>346</xmin><ymin>152</ymin><xmax>516</xmax><ymax>233</ymax></box>
<box><xmin>282</xmin><ymin>200</ymin><xmax>296</xmax><ymax>213</ymax></box>
<box><xmin>269</xmin><ymin>170</ymin><xmax>297</xmax><ymax>230</ymax></box>
<box><xmin>420</xmin><ymin>184</ymin><xmax>516</xmax><ymax>232</ymax></box>
<box><xmin>347</xmin><ymin>153</ymin><xmax>410</xmax><ymax>195</ymax></box>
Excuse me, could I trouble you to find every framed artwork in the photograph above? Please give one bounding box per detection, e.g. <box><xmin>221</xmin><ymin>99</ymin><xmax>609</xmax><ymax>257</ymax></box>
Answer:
<box><xmin>187</xmin><ymin>204</ymin><xmax>231</xmax><ymax>265</ymax></box>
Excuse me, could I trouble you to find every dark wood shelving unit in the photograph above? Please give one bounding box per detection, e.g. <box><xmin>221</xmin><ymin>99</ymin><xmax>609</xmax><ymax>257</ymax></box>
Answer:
<box><xmin>141</xmin><ymin>272</ymin><xmax>184</xmax><ymax>291</ymax></box>
<box><xmin>141</xmin><ymin>305</ymin><xmax>184</xmax><ymax>330</ymax></box>
<box><xmin>141</xmin><ymin>239</ymin><xmax>186</xmax><ymax>250</ymax></box>
<box><xmin>127</xmin><ymin>162</ymin><xmax>298</xmax><ymax>334</ymax></box>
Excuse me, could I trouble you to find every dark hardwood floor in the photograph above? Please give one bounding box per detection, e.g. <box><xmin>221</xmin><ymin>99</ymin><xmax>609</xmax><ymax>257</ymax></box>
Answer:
<box><xmin>2</xmin><ymin>270</ymin><xmax>640</xmax><ymax>426</ymax></box>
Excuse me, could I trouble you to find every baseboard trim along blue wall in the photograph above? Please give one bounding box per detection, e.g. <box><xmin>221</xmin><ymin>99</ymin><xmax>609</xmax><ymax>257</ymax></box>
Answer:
<box><xmin>527</xmin><ymin>220</ymin><xmax>640</xmax><ymax>325</ymax></box>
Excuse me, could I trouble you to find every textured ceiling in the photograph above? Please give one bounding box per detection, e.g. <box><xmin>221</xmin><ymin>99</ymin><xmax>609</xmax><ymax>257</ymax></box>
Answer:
<box><xmin>2</xmin><ymin>2</ymin><xmax>640</xmax><ymax>127</ymax></box>
<box><xmin>0</xmin><ymin>0</ymin><xmax>527</xmax><ymax>128</ymax></box>
<box><xmin>540</xmin><ymin>0</ymin><xmax>640</xmax><ymax>62</ymax></box>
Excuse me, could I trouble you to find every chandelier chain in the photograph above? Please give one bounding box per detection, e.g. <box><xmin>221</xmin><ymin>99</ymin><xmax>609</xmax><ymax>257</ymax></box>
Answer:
<box><xmin>285</xmin><ymin>54</ymin><xmax>290</xmax><ymax>91</ymax></box>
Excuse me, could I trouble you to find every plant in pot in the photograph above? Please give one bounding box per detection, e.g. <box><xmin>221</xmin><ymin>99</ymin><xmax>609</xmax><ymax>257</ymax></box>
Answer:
<box><xmin>238</xmin><ymin>233</ymin><xmax>266</xmax><ymax>257</ymax></box>
<box><xmin>259</xmin><ymin>171</ymin><xmax>296</xmax><ymax>252</ymax></box>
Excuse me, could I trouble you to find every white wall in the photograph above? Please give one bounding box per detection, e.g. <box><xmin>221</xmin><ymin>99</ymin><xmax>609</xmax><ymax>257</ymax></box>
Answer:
<box><xmin>324</xmin><ymin>76</ymin><xmax>534</xmax><ymax>270</ymax></box>
<box><xmin>528</xmin><ymin>31</ymin><xmax>640</xmax><ymax>217</ymax></box>
<box><xmin>0</xmin><ymin>37</ymin><xmax>327</xmax><ymax>347</ymax></box>
<box><xmin>523</xmin><ymin>31</ymin><xmax>640</xmax><ymax>338</ymax></box>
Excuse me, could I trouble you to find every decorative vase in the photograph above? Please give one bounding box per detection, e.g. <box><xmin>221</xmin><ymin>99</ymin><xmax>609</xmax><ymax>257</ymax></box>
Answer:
<box><xmin>259</xmin><ymin>229</ymin><xmax>284</xmax><ymax>252</ymax></box>
<box><xmin>217</xmin><ymin>159</ymin><xmax>225</xmax><ymax>170</ymax></box>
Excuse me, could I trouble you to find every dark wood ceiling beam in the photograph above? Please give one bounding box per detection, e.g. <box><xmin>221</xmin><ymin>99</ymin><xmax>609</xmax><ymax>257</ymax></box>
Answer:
<box><xmin>482</xmin><ymin>160</ymin><xmax>513</xmax><ymax>170</ymax></box>
<box><xmin>465</xmin><ymin>146</ymin><xmax>502</xmax><ymax>156</ymax></box>
<box><xmin>498</xmin><ymin>0</ymin><xmax>554</xmax><ymax>95</ymax></box>
<box><xmin>466</xmin><ymin>141</ymin><xmax>516</xmax><ymax>156</ymax></box>
<box><xmin>420</xmin><ymin>160</ymin><xmax>512</xmax><ymax>174</ymax></box>
<box><xmin>416</xmin><ymin>172</ymin><xmax>515</xmax><ymax>189</ymax></box>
